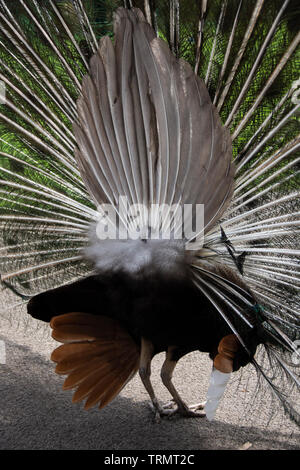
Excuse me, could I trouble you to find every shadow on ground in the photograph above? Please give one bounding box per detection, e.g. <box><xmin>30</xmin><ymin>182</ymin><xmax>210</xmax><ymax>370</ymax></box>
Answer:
<box><xmin>0</xmin><ymin>338</ymin><xmax>298</xmax><ymax>450</ymax></box>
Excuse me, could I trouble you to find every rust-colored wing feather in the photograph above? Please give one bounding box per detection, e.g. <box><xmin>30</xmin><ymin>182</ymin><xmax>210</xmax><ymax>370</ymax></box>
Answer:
<box><xmin>50</xmin><ymin>313</ymin><xmax>140</xmax><ymax>410</ymax></box>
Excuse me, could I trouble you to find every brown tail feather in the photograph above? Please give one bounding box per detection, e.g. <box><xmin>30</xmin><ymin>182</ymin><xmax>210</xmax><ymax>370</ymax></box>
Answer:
<box><xmin>50</xmin><ymin>312</ymin><xmax>140</xmax><ymax>410</ymax></box>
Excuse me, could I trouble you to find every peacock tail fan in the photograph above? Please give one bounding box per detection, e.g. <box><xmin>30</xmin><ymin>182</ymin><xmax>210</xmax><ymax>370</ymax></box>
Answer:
<box><xmin>0</xmin><ymin>0</ymin><xmax>299</xmax><ymax>433</ymax></box>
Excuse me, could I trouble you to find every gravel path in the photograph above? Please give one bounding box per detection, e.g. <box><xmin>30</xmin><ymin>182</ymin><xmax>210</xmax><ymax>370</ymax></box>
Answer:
<box><xmin>0</xmin><ymin>310</ymin><xmax>299</xmax><ymax>450</ymax></box>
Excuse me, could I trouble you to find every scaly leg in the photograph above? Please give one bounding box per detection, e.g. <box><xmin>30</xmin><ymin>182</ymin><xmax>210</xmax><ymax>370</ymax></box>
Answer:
<box><xmin>139</xmin><ymin>338</ymin><xmax>174</xmax><ymax>422</ymax></box>
<box><xmin>160</xmin><ymin>347</ymin><xmax>206</xmax><ymax>418</ymax></box>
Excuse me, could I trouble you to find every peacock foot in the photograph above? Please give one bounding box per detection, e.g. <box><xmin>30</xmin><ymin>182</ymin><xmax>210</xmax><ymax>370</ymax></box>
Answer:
<box><xmin>162</xmin><ymin>399</ymin><xmax>206</xmax><ymax>417</ymax></box>
<box><xmin>148</xmin><ymin>399</ymin><xmax>206</xmax><ymax>421</ymax></box>
<box><xmin>148</xmin><ymin>400</ymin><xmax>178</xmax><ymax>423</ymax></box>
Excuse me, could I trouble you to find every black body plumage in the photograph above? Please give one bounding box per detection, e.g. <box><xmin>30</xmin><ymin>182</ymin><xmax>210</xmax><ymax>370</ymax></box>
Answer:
<box><xmin>28</xmin><ymin>265</ymin><xmax>258</xmax><ymax>370</ymax></box>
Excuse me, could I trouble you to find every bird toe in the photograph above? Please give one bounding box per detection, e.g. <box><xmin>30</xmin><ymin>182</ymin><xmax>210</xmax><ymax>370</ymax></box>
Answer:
<box><xmin>175</xmin><ymin>402</ymin><xmax>206</xmax><ymax>418</ymax></box>
<box><xmin>148</xmin><ymin>401</ymin><xmax>178</xmax><ymax>421</ymax></box>
<box><xmin>161</xmin><ymin>399</ymin><xmax>176</xmax><ymax>410</ymax></box>
<box><xmin>188</xmin><ymin>401</ymin><xmax>206</xmax><ymax>411</ymax></box>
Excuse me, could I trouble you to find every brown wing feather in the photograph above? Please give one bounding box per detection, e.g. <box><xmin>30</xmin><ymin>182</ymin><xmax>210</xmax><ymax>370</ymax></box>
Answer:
<box><xmin>50</xmin><ymin>313</ymin><xmax>140</xmax><ymax>410</ymax></box>
<box><xmin>51</xmin><ymin>341</ymin><xmax>115</xmax><ymax>363</ymax></box>
<box><xmin>72</xmin><ymin>351</ymin><xmax>138</xmax><ymax>404</ymax></box>
<box><xmin>84</xmin><ymin>356</ymin><xmax>139</xmax><ymax>410</ymax></box>
<box><xmin>62</xmin><ymin>359</ymin><xmax>119</xmax><ymax>390</ymax></box>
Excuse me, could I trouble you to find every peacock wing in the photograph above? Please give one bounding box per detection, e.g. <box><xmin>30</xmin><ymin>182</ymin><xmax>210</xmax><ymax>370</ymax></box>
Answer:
<box><xmin>50</xmin><ymin>312</ymin><xmax>140</xmax><ymax>411</ymax></box>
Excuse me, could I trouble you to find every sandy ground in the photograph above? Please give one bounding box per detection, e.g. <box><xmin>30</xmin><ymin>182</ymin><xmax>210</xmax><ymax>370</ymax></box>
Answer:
<box><xmin>0</xmin><ymin>304</ymin><xmax>299</xmax><ymax>451</ymax></box>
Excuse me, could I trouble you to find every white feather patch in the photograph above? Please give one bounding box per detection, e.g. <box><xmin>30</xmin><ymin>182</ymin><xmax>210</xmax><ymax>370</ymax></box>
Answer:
<box><xmin>205</xmin><ymin>367</ymin><xmax>231</xmax><ymax>421</ymax></box>
<box><xmin>85</xmin><ymin>224</ymin><xmax>190</xmax><ymax>280</ymax></box>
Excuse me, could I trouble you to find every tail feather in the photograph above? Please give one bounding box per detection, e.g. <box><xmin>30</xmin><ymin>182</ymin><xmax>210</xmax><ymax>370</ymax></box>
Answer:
<box><xmin>50</xmin><ymin>313</ymin><xmax>140</xmax><ymax>410</ymax></box>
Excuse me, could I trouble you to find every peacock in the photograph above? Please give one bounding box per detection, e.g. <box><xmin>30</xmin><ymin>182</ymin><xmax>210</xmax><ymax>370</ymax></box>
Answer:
<box><xmin>0</xmin><ymin>0</ymin><xmax>299</xmax><ymax>426</ymax></box>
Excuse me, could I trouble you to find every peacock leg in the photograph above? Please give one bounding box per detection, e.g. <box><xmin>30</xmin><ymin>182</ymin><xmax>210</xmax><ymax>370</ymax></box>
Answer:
<box><xmin>139</xmin><ymin>338</ymin><xmax>174</xmax><ymax>422</ymax></box>
<box><xmin>160</xmin><ymin>347</ymin><xmax>206</xmax><ymax>418</ymax></box>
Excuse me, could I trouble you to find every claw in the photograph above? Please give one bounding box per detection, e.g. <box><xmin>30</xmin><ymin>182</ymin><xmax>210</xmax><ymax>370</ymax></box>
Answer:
<box><xmin>160</xmin><ymin>400</ymin><xmax>206</xmax><ymax>418</ymax></box>
<box><xmin>174</xmin><ymin>401</ymin><xmax>206</xmax><ymax>417</ymax></box>
<box><xmin>148</xmin><ymin>400</ymin><xmax>178</xmax><ymax>421</ymax></box>
<box><xmin>154</xmin><ymin>410</ymin><xmax>161</xmax><ymax>423</ymax></box>
<box><xmin>178</xmin><ymin>407</ymin><xmax>206</xmax><ymax>418</ymax></box>
<box><xmin>188</xmin><ymin>401</ymin><xmax>206</xmax><ymax>411</ymax></box>
<box><xmin>161</xmin><ymin>399</ymin><xmax>176</xmax><ymax>410</ymax></box>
